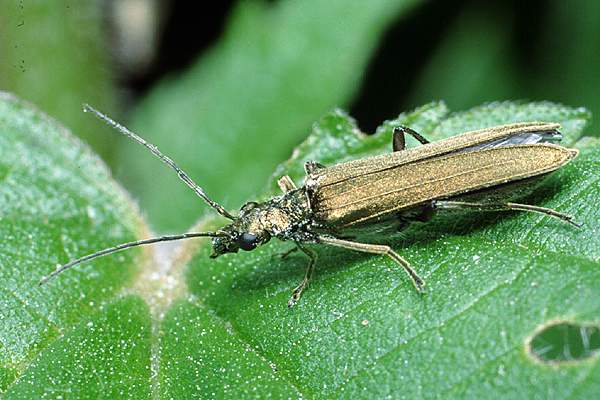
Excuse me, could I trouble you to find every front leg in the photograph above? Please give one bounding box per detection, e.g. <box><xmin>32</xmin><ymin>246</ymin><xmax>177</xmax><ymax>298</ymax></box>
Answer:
<box><xmin>288</xmin><ymin>243</ymin><xmax>317</xmax><ymax>308</ymax></box>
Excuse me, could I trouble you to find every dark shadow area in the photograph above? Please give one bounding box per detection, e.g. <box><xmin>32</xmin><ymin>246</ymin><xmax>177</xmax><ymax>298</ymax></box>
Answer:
<box><xmin>349</xmin><ymin>1</ymin><xmax>463</xmax><ymax>133</ymax></box>
<box><xmin>350</xmin><ymin>0</ymin><xmax>554</xmax><ymax>132</ymax></box>
<box><xmin>124</xmin><ymin>1</ymin><xmax>235</xmax><ymax>97</ymax></box>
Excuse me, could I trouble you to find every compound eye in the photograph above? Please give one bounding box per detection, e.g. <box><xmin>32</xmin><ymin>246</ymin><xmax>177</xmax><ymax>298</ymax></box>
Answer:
<box><xmin>237</xmin><ymin>232</ymin><xmax>258</xmax><ymax>251</ymax></box>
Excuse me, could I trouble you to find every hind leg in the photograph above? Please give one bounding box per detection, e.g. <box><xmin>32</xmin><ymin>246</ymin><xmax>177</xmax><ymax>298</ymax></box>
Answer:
<box><xmin>432</xmin><ymin>200</ymin><xmax>581</xmax><ymax>228</ymax></box>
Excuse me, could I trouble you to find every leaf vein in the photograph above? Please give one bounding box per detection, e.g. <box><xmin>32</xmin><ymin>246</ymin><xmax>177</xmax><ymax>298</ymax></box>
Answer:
<box><xmin>335</xmin><ymin>258</ymin><xmax>533</xmax><ymax>392</ymax></box>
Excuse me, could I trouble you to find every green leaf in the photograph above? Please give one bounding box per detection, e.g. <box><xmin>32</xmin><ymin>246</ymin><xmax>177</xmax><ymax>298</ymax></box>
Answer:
<box><xmin>3</xmin><ymin>93</ymin><xmax>598</xmax><ymax>398</ymax></box>
<box><xmin>159</xmin><ymin>299</ymin><xmax>301</xmax><ymax>398</ymax></box>
<box><xmin>0</xmin><ymin>92</ymin><xmax>302</xmax><ymax>398</ymax></box>
<box><xmin>118</xmin><ymin>0</ymin><xmax>422</xmax><ymax>232</ymax></box>
<box><xmin>0</xmin><ymin>93</ymin><xmax>148</xmax><ymax>394</ymax></box>
<box><xmin>5</xmin><ymin>297</ymin><xmax>152</xmax><ymax>399</ymax></box>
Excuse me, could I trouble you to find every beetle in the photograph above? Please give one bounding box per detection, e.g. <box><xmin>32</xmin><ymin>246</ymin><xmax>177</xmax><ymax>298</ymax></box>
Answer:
<box><xmin>40</xmin><ymin>105</ymin><xmax>580</xmax><ymax>307</ymax></box>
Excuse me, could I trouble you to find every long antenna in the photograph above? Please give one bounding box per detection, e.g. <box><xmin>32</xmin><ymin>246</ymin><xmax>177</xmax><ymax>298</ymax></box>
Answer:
<box><xmin>83</xmin><ymin>104</ymin><xmax>235</xmax><ymax>220</ymax></box>
<box><xmin>39</xmin><ymin>232</ymin><xmax>224</xmax><ymax>285</ymax></box>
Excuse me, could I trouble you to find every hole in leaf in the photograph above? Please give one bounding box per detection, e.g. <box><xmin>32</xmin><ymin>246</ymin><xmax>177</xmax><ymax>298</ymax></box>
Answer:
<box><xmin>528</xmin><ymin>321</ymin><xmax>600</xmax><ymax>363</ymax></box>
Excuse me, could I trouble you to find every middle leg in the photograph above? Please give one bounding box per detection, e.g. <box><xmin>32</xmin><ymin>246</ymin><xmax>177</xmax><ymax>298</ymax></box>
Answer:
<box><xmin>288</xmin><ymin>243</ymin><xmax>318</xmax><ymax>308</ymax></box>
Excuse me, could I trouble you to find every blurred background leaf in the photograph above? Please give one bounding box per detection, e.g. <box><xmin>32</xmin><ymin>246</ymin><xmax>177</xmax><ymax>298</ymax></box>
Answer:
<box><xmin>0</xmin><ymin>1</ymin><xmax>118</xmax><ymax>162</ymax></box>
<box><xmin>401</xmin><ymin>0</ymin><xmax>600</xmax><ymax>132</ymax></box>
<box><xmin>119</xmin><ymin>0</ymin><xmax>422</xmax><ymax>232</ymax></box>
<box><xmin>407</xmin><ymin>5</ymin><xmax>518</xmax><ymax>108</ymax></box>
